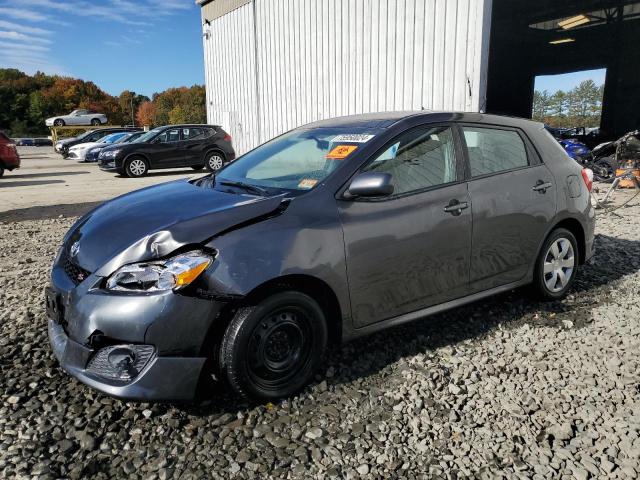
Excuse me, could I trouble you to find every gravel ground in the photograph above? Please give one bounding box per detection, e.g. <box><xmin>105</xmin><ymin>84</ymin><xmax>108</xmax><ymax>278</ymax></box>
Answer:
<box><xmin>1</xmin><ymin>192</ymin><xmax>639</xmax><ymax>479</ymax></box>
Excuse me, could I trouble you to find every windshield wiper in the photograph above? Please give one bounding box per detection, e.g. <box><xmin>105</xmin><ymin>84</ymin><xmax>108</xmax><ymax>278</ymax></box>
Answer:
<box><xmin>220</xmin><ymin>180</ymin><xmax>268</xmax><ymax>196</ymax></box>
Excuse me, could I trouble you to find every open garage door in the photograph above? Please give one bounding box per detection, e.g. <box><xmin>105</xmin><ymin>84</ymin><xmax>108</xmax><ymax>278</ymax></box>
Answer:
<box><xmin>486</xmin><ymin>0</ymin><xmax>640</xmax><ymax>140</ymax></box>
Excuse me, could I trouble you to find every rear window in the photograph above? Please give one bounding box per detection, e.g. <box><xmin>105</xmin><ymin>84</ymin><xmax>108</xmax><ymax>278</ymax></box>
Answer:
<box><xmin>462</xmin><ymin>127</ymin><xmax>529</xmax><ymax>177</ymax></box>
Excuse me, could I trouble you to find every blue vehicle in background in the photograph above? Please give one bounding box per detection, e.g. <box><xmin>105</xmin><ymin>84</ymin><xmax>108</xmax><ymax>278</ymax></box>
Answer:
<box><xmin>559</xmin><ymin>138</ymin><xmax>592</xmax><ymax>163</ymax></box>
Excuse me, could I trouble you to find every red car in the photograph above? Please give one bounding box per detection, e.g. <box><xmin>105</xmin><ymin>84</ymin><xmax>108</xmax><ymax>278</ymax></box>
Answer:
<box><xmin>0</xmin><ymin>131</ymin><xmax>20</xmax><ymax>177</ymax></box>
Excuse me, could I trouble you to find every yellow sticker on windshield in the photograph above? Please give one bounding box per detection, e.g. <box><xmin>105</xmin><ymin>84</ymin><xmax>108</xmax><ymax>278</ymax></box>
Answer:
<box><xmin>298</xmin><ymin>178</ymin><xmax>318</xmax><ymax>189</ymax></box>
<box><xmin>326</xmin><ymin>145</ymin><xmax>358</xmax><ymax>159</ymax></box>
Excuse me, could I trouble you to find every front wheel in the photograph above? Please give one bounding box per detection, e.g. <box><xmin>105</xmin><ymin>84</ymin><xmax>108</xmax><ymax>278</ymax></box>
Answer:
<box><xmin>205</xmin><ymin>152</ymin><xmax>225</xmax><ymax>172</ymax></box>
<box><xmin>54</xmin><ymin>119</ymin><xmax>65</xmax><ymax>127</ymax></box>
<box><xmin>533</xmin><ymin>228</ymin><xmax>578</xmax><ymax>300</ymax></box>
<box><xmin>124</xmin><ymin>157</ymin><xmax>149</xmax><ymax>178</ymax></box>
<box><xmin>219</xmin><ymin>291</ymin><xmax>328</xmax><ymax>401</ymax></box>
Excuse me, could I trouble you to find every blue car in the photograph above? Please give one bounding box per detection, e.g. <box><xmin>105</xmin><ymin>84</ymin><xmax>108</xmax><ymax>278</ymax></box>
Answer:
<box><xmin>559</xmin><ymin>138</ymin><xmax>592</xmax><ymax>164</ymax></box>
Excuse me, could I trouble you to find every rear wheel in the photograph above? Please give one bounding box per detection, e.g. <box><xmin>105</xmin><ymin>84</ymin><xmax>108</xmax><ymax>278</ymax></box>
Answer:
<box><xmin>533</xmin><ymin>228</ymin><xmax>578</xmax><ymax>300</ymax></box>
<box><xmin>205</xmin><ymin>152</ymin><xmax>225</xmax><ymax>172</ymax></box>
<box><xmin>219</xmin><ymin>291</ymin><xmax>328</xmax><ymax>401</ymax></box>
<box><xmin>124</xmin><ymin>156</ymin><xmax>149</xmax><ymax>178</ymax></box>
<box><xmin>53</xmin><ymin>119</ymin><xmax>65</xmax><ymax>127</ymax></box>
<box><xmin>91</xmin><ymin>118</ymin><xmax>101</xmax><ymax>126</ymax></box>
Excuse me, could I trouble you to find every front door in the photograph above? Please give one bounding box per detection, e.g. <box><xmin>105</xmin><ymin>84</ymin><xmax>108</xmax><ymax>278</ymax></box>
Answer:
<box><xmin>460</xmin><ymin>125</ymin><xmax>557</xmax><ymax>292</ymax></box>
<box><xmin>150</xmin><ymin>127</ymin><xmax>182</xmax><ymax>168</ymax></box>
<box><xmin>338</xmin><ymin>124</ymin><xmax>472</xmax><ymax>328</ymax></box>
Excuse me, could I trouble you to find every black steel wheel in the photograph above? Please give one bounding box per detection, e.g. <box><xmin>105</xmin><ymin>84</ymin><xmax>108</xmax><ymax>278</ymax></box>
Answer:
<box><xmin>219</xmin><ymin>291</ymin><xmax>327</xmax><ymax>401</ymax></box>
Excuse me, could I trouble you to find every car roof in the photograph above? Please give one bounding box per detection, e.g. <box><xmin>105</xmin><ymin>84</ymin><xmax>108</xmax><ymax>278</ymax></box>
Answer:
<box><xmin>302</xmin><ymin>111</ymin><xmax>544</xmax><ymax>130</ymax></box>
<box><xmin>158</xmin><ymin>124</ymin><xmax>220</xmax><ymax>129</ymax></box>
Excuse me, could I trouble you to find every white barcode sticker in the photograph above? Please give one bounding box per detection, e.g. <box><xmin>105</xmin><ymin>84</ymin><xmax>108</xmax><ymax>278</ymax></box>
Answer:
<box><xmin>331</xmin><ymin>134</ymin><xmax>375</xmax><ymax>143</ymax></box>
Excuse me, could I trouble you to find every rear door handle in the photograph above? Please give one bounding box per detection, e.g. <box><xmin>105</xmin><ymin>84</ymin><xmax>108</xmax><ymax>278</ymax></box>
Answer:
<box><xmin>444</xmin><ymin>200</ymin><xmax>469</xmax><ymax>215</ymax></box>
<box><xmin>532</xmin><ymin>181</ymin><xmax>552</xmax><ymax>193</ymax></box>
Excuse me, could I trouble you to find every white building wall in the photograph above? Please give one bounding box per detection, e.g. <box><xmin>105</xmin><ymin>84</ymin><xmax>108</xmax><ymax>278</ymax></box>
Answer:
<box><xmin>202</xmin><ymin>0</ymin><xmax>492</xmax><ymax>154</ymax></box>
<box><xmin>202</xmin><ymin>3</ymin><xmax>259</xmax><ymax>154</ymax></box>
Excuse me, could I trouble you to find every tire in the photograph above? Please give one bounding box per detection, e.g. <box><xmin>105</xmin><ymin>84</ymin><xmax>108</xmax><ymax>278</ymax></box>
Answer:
<box><xmin>124</xmin><ymin>156</ymin><xmax>149</xmax><ymax>178</ymax></box>
<box><xmin>592</xmin><ymin>156</ymin><xmax>616</xmax><ymax>181</ymax></box>
<box><xmin>533</xmin><ymin>228</ymin><xmax>579</xmax><ymax>300</ymax></box>
<box><xmin>219</xmin><ymin>291</ymin><xmax>328</xmax><ymax>401</ymax></box>
<box><xmin>91</xmin><ymin>118</ymin><xmax>101</xmax><ymax>126</ymax></box>
<box><xmin>191</xmin><ymin>165</ymin><xmax>205</xmax><ymax>171</ymax></box>
<box><xmin>205</xmin><ymin>151</ymin><xmax>225</xmax><ymax>172</ymax></box>
<box><xmin>53</xmin><ymin>119</ymin><xmax>65</xmax><ymax>127</ymax></box>
<box><xmin>0</xmin><ymin>167</ymin><xmax>4</xmax><ymax>178</ymax></box>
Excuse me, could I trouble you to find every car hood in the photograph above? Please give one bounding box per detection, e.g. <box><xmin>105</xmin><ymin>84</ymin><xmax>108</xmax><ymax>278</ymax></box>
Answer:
<box><xmin>66</xmin><ymin>179</ymin><xmax>287</xmax><ymax>276</ymax></box>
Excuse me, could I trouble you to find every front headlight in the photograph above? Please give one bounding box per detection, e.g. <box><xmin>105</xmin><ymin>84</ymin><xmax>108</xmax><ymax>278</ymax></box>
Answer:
<box><xmin>101</xmin><ymin>149</ymin><xmax>120</xmax><ymax>158</ymax></box>
<box><xmin>106</xmin><ymin>251</ymin><xmax>213</xmax><ymax>292</ymax></box>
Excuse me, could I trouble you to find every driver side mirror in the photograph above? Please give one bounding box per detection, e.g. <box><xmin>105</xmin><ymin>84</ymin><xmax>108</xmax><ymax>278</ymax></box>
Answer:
<box><xmin>345</xmin><ymin>172</ymin><xmax>394</xmax><ymax>199</ymax></box>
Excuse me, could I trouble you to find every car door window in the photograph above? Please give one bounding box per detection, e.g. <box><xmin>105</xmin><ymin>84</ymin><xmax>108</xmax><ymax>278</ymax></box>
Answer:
<box><xmin>155</xmin><ymin>129</ymin><xmax>180</xmax><ymax>143</ymax></box>
<box><xmin>182</xmin><ymin>128</ymin><xmax>204</xmax><ymax>140</ymax></box>
<box><xmin>462</xmin><ymin>127</ymin><xmax>529</xmax><ymax>177</ymax></box>
<box><xmin>363</xmin><ymin>125</ymin><xmax>458</xmax><ymax>195</ymax></box>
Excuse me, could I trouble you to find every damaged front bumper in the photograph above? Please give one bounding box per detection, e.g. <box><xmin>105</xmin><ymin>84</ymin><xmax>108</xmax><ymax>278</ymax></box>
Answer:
<box><xmin>46</xmin><ymin>263</ymin><xmax>226</xmax><ymax>401</ymax></box>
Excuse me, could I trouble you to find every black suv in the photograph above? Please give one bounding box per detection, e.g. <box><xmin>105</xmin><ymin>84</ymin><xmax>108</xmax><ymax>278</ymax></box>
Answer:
<box><xmin>55</xmin><ymin>127</ymin><xmax>141</xmax><ymax>158</ymax></box>
<box><xmin>98</xmin><ymin>124</ymin><xmax>235</xmax><ymax>177</ymax></box>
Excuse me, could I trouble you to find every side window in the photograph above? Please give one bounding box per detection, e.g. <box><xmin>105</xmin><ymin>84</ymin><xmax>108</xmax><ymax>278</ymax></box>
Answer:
<box><xmin>462</xmin><ymin>127</ymin><xmax>529</xmax><ymax>177</ymax></box>
<box><xmin>156</xmin><ymin>129</ymin><xmax>180</xmax><ymax>143</ymax></box>
<box><xmin>363</xmin><ymin>125</ymin><xmax>458</xmax><ymax>195</ymax></box>
<box><xmin>182</xmin><ymin>128</ymin><xmax>204</xmax><ymax>140</ymax></box>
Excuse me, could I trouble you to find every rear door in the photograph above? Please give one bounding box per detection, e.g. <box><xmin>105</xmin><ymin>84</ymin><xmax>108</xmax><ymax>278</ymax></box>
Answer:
<box><xmin>338</xmin><ymin>124</ymin><xmax>472</xmax><ymax>328</ymax></box>
<box><xmin>181</xmin><ymin>127</ymin><xmax>207</xmax><ymax>165</ymax></box>
<box><xmin>460</xmin><ymin>124</ymin><xmax>556</xmax><ymax>292</ymax></box>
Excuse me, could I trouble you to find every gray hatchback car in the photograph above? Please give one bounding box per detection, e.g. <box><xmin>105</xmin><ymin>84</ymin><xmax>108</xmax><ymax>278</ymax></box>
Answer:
<box><xmin>46</xmin><ymin>112</ymin><xmax>595</xmax><ymax>402</ymax></box>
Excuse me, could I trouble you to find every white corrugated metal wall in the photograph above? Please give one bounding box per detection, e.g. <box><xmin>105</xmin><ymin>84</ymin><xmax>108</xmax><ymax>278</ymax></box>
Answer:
<box><xmin>202</xmin><ymin>0</ymin><xmax>492</xmax><ymax>154</ymax></box>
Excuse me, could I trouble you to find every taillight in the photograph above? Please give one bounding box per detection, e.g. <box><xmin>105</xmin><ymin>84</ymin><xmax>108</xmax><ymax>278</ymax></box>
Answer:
<box><xmin>581</xmin><ymin>168</ymin><xmax>593</xmax><ymax>192</ymax></box>
<box><xmin>223</xmin><ymin>134</ymin><xmax>232</xmax><ymax>142</ymax></box>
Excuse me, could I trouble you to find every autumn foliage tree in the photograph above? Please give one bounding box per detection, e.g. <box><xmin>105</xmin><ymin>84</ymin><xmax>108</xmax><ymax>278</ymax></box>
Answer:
<box><xmin>136</xmin><ymin>101</ymin><xmax>156</xmax><ymax>127</ymax></box>
<box><xmin>0</xmin><ymin>68</ymin><xmax>206</xmax><ymax>136</ymax></box>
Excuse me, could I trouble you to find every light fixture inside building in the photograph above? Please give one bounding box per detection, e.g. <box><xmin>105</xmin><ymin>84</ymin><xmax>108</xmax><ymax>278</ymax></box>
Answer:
<box><xmin>549</xmin><ymin>38</ymin><xmax>576</xmax><ymax>45</ymax></box>
<box><xmin>558</xmin><ymin>14</ymin><xmax>591</xmax><ymax>30</ymax></box>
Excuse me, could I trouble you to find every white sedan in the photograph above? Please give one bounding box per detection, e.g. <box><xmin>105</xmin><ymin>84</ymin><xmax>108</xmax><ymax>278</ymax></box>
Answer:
<box><xmin>45</xmin><ymin>109</ymin><xmax>108</xmax><ymax>127</ymax></box>
<box><xmin>67</xmin><ymin>132</ymin><xmax>129</xmax><ymax>161</ymax></box>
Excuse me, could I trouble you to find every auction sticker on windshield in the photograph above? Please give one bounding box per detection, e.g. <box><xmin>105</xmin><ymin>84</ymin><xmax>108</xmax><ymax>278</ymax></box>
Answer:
<box><xmin>332</xmin><ymin>134</ymin><xmax>375</xmax><ymax>143</ymax></box>
<box><xmin>298</xmin><ymin>179</ymin><xmax>318</xmax><ymax>189</ymax></box>
<box><xmin>327</xmin><ymin>145</ymin><xmax>358</xmax><ymax>159</ymax></box>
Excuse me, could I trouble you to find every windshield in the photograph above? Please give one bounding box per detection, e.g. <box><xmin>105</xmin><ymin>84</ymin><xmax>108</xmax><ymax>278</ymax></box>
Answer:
<box><xmin>132</xmin><ymin>128</ymin><xmax>163</xmax><ymax>143</ymax></box>
<box><xmin>215</xmin><ymin>128</ymin><xmax>380</xmax><ymax>192</ymax></box>
<box><xmin>117</xmin><ymin>132</ymin><xmax>141</xmax><ymax>144</ymax></box>
<box><xmin>76</xmin><ymin>130</ymin><xmax>95</xmax><ymax>140</ymax></box>
<box><xmin>100</xmin><ymin>133</ymin><xmax>126</xmax><ymax>144</ymax></box>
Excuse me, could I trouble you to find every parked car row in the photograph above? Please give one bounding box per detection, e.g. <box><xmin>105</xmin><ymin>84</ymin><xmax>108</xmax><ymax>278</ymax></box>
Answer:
<box><xmin>0</xmin><ymin>130</ymin><xmax>20</xmax><ymax>178</ymax></box>
<box><xmin>16</xmin><ymin>137</ymin><xmax>53</xmax><ymax>146</ymax></box>
<box><xmin>54</xmin><ymin>124</ymin><xmax>235</xmax><ymax>177</ymax></box>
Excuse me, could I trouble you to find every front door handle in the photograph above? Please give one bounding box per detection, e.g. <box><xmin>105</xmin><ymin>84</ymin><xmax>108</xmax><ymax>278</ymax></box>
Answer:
<box><xmin>532</xmin><ymin>180</ymin><xmax>552</xmax><ymax>193</ymax></box>
<box><xmin>444</xmin><ymin>199</ymin><xmax>469</xmax><ymax>216</ymax></box>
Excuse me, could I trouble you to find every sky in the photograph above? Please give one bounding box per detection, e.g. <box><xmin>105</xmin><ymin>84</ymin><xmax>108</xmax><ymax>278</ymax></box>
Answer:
<box><xmin>0</xmin><ymin>0</ymin><xmax>204</xmax><ymax>97</ymax></box>
<box><xmin>534</xmin><ymin>68</ymin><xmax>607</xmax><ymax>94</ymax></box>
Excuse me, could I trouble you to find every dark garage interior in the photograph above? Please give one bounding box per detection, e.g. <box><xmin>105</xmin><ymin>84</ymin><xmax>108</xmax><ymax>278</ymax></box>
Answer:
<box><xmin>486</xmin><ymin>0</ymin><xmax>640</xmax><ymax>139</ymax></box>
